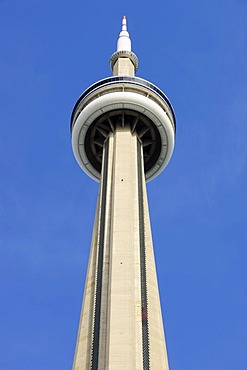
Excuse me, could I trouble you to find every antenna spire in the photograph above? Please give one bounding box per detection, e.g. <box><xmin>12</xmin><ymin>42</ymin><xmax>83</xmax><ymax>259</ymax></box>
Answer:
<box><xmin>110</xmin><ymin>16</ymin><xmax>139</xmax><ymax>75</ymax></box>
<box><xmin>117</xmin><ymin>15</ymin><xmax>131</xmax><ymax>52</ymax></box>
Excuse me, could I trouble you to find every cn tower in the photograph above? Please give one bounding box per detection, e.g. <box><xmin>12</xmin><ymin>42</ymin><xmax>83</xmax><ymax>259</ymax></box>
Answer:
<box><xmin>70</xmin><ymin>17</ymin><xmax>176</xmax><ymax>370</ymax></box>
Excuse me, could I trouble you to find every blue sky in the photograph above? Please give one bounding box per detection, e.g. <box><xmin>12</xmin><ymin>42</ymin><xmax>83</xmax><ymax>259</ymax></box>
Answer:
<box><xmin>0</xmin><ymin>0</ymin><xmax>246</xmax><ymax>369</ymax></box>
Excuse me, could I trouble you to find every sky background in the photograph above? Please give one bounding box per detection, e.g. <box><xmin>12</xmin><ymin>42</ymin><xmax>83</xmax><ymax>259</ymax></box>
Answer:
<box><xmin>0</xmin><ymin>0</ymin><xmax>247</xmax><ymax>369</ymax></box>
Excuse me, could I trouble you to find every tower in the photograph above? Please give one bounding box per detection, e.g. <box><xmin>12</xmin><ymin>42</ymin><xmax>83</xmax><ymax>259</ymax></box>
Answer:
<box><xmin>70</xmin><ymin>16</ymin><xmax>176</xmax><ymax>370</ymax></box>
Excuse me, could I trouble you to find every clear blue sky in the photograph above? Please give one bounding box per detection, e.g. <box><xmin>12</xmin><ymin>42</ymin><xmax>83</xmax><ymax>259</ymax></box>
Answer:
<box><xmin>0</xmin><ymin>0</ymin><xmax>246</xmax><ymax>369</ymax></box>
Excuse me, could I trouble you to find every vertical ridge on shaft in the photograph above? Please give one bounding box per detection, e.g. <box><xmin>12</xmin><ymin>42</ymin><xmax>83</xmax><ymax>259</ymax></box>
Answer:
<box><xmin>91</xmin><ymin>139</ymin><xmax>109</xmax><ymax>370</ymax></box>
<box><xmin>137</xmin><ymin>140</ymin><xmax>150</xmax><ymax>370</ymax></box>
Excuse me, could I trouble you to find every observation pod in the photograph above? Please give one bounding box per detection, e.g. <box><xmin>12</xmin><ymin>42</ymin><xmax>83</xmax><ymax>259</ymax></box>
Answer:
<box><xmin>71</xmin><ymin>16</ymin><xmax>176</xmax><ymax>370</ymax></box>
<box><xmin>71</xmin><ymin>77</ymin><xmax>176</xmax><ymax>182</ymax></box>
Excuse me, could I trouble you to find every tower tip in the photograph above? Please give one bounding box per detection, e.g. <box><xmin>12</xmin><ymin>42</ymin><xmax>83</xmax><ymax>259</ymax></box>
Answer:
<box><xmin>122</xmin><ymin>15</ymin><xmax>127</xmax><ymax>31</ymax></box>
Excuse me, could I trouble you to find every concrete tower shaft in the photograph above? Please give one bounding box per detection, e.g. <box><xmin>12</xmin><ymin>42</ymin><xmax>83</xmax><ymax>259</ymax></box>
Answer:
<box><xmin>72</xmin><ymin>126</ymin><xmax>169</xmax><ymax>369</ymax></box>
<box><xmin>71</xmin><ymin>17</ymin><xmax>175</xmax><ymax>370</ymax></box>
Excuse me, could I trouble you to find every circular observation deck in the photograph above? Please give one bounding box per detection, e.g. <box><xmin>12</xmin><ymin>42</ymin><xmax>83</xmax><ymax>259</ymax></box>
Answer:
<box><xmin>71</xmin><ymin>76</ymin><xmax>176</xmax><ymax>182</ymax></box>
